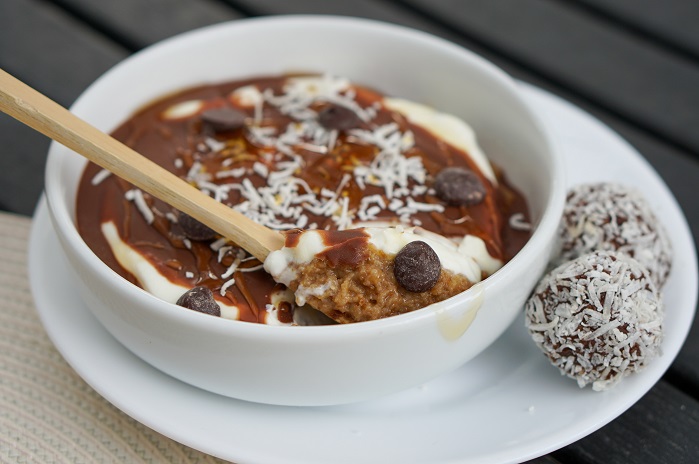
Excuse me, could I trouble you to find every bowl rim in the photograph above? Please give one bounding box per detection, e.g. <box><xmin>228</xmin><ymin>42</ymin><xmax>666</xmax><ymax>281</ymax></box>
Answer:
<box><xmin>44</xmin><ymin>14</ymin><xmax>566</xmax><ymax>341</ymax></box>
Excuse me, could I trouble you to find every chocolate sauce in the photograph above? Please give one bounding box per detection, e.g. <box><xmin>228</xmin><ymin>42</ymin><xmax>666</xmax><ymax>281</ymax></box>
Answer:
<box><xmin>318</xmin><ymin>230</ymin><xmax>370</xmax><ymax>266</ymax></box>
<box><xmin>284</xmin><ymin>229</ymin><xmax>370</xmax><ymax>266</ymax></box>
<box><xmin>76</xmin><ymin>74</ymin><xmax>531</xmax><ymax>324</ymax></box>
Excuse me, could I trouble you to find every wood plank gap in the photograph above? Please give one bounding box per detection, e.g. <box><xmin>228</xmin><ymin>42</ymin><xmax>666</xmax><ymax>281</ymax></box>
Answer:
<box><xmin>41</xmin><ymin>0</ymin><xmax>143</xmax><ymax>52</ymax></box>
<box><xmin>214</xmin><ymin>0</ymin><xmax>262</xmax><ymax>18</ymax></box>
<box><xmin>381</xmin><ymin>0</ymin><xmax>699</xmax><ymax>162</ymax></box>
<box><xmin>561</xmin><ymin>0</ymin><xmax>699</xmax><ymax>65</ymax></box>
<box><xmin>0</xmin><ymin>200</ymin><xmax>11</xmax><ymax>214</ymax></box>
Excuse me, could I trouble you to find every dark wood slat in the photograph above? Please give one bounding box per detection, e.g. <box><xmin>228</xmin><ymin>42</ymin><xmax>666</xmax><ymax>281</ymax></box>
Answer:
<box><xmin>217</xmin><ymin>0</ymin><xmax>576</xmax><ymax>82</ymax></box>
<box><xmin>573</xmin><ymin>0</ymin><xmax>699</xmax><ymax>60</ymax></box>
<box><xmin>0</xmin><ymin>119</ymin><xmax>51</xmax><ymax>215</ymax></box>
<box><xmin>0</xmin><ymin>0</ymin><xmax>124</xmax><ymax>106</ymax></box>
<box><xmin>396</xmin><ymin>0</ymin><xmax>699</xmax><ymax>158</ymax></box>
<box><xmin>554</xmin><ymin>381</ymin><xmax>699</xmax><ymax>464</ymax></box>
<box><xmin>226</xmin><ymin>0</ymin><xmax>431</xmax><ymax>21</ymax></box>
<box><xmin>0</xmin><ymin>0</ymin><xmax>127</xmax><ymax>215</ymax></box>
<box><xmin>50</xmin><ymin>0</ymin><xmax>243</xmax><ymax>50</ymax></box>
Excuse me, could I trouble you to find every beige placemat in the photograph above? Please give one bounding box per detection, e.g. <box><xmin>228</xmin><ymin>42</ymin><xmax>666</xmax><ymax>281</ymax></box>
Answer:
<box><xmin>0</xmin><ymin>212</ymin><xmax>229</xmax><ymax>463</ymax></box>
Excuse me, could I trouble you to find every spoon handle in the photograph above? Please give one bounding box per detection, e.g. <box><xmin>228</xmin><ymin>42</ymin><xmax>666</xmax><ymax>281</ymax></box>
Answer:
<box><xmin>0</xmin><ymin>68</ymin><xmax>283</xmax><ymax>261</ymax></box>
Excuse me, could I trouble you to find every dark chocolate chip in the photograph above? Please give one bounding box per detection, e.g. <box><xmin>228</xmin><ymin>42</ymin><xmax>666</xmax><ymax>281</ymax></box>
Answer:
<box><xmin>433</xmin><ymin>167</ymin><xmax>487</xmax><ymax>206</ymax></box>
<box><xmin>200</xmin><ymin>107</ymin><xmax>246</xmax><ymax>132</ymax></box>
<box><xmin>176</xmin><ymin>286</ymin><xmax>221</xmax><ymax>317</ymax></box>
<box><xmin>179</xmin><ymin>213</ymin><xmax>217</xmax><ymax>241</ymax></box>
<box><xmin>317</xmin><ymin>105</ymin><xmax>361</xmax><ymax>131</ymax></box>
<box><xmin>393</xmin><ymin>241</ymin><xmax>441</xmax><ymax>293</ymax></box>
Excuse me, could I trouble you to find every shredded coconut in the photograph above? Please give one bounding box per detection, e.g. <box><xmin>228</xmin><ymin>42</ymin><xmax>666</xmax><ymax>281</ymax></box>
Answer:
<box><xmin>124</xmin><ymin>189</ymin><xmax>154</xmax><ymax>224</ymax></box>
<box><xmin>179</xmin><ymin>75</ymin><xmax>435</xmax><ymax>233</ymax></box>
<box><xmin>509</xmin><ymin>213</ymin><xmax>531</xmax><ymax>231</ymax></box>
<box><xmin>91</xmin><ymin>169</ymin><xmax>112</xmax><ymax>186</ymax></box>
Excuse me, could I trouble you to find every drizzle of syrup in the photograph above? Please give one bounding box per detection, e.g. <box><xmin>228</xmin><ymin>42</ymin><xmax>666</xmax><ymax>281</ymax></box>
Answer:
<box><xmin>434</xmin><ymin>283</ymin><xmax>484</xmax><ymax>340</ymax></box>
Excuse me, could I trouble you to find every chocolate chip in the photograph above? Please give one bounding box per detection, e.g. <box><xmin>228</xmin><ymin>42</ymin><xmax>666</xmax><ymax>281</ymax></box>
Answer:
<box><xmin>176</xmin><ymin>286</ymin><xmax>221</xmax><ymax>317</ymax></box>
<box><xmin>179</xmin><ymin>213</ymin><xmax>217</xmax><ymax>241</ymax></box>
<box><xmin>200</xmin><ymin>107</ymin><xmax>246</xmax><ymax>132</ymax></box>
<box><xmin>393</xmin><ymin>241</ymin><xmax>441</xmax><ymax>293</ymax></box>
<box><xmin>433</xmin><ymin>167</ymin><xmax>486</xmax><ymax>206</ymax></box>
<box><xmin>317</xmin><ymin>105</ymin><xmax>361</xmax><ymax>131</ymax></box>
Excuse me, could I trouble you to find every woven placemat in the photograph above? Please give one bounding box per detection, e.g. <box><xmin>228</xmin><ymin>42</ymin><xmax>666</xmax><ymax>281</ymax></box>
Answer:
<box><xmin>0</xmin><ymin>212</ymin><xmax>229</xmax><ymax>463</ymax></box>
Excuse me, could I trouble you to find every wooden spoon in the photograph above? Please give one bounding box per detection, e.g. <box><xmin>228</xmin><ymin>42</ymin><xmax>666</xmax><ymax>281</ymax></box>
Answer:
<box><xmin>0</xmin><ymin>68</ymin><xmax>284</xmax><ymax>261</ymax></box>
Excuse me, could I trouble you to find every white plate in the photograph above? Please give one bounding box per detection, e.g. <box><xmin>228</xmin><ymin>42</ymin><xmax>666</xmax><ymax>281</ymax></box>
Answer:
<box><xmin>29</xmin><ymin>84</ymin><xmax>697</xmax><ymax>464</ymax></box>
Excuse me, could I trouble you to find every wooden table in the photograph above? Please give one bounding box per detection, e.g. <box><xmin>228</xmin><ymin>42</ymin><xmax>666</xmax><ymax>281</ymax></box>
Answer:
<box><xmin>1</xmin><ymin>1</ymin><xmax>698</xmax><ymax>462</ymax></box>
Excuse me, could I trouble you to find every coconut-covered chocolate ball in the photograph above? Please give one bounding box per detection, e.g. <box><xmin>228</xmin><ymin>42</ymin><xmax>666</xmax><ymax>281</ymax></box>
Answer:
<box><xmin>554</xmin><ymin>183</ymin><xmax>672</xmax><ymax>289</ymax></box>
<box><xmin>525</xmin><ymin>250</ymin><xmax>663</xmax><ymax>391</ymax></box>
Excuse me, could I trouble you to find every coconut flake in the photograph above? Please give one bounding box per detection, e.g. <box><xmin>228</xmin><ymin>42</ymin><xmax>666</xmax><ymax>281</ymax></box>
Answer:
<box><xmin>91</xmin><ymin>169</ymin><xmax>112</xmax><ymax>186</ymax></box>
<box><xmin>220</xmin><ymin>278</ymin><xmax>236</xmax><ymax>296</ymax></box>
<box><xmin>124</xmin><ymin>189</ymin><xmax>154</xmax><ymax>224</ymax></box>
<box><xmin>509</xmin><ymin>213</ymin><xmax>532</xmax><ymax>231</ymax></box>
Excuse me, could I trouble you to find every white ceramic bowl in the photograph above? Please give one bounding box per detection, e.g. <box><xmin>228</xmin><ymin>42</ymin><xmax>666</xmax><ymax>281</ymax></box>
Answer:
<box><xmin>45</xmin><ymin>16</ymin><xmax>565</xmax><ymax>406</ymax></box>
